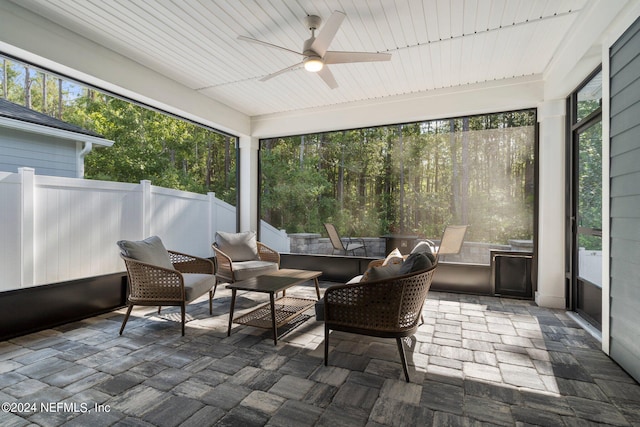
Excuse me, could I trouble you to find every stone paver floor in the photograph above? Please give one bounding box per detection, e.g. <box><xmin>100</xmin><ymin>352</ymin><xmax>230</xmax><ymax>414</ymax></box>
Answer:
<box><xmin>1</xmin><ymin>282</ymin><xmax>639</xmax><ymax>426</ymax></box>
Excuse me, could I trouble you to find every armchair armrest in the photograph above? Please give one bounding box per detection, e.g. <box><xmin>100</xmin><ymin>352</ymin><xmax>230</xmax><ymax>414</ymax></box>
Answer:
<box><xmin>212</xmin><ymin>241</ymin><xmax>280</xmax><ymax>283</ymax></box>
<box><xmin>348</xmin><ymin>236</ymin><xmax>366</xmax><ymax>247</ymax></box>
<box><xmin>212</xmin><ymin>244</ymin><xmax>234</xmax><ymax>281</ymax></box>
<box><xmin>168</xmin><ymin>250</ymin><xmax>215</xmax><ymax>274</ymax></box>
<box><xmin>257</xmin><ymin>242</ymin><xmax>280</xmax><ymax>265</ymax></box>
<box><xmin>121</xmin><ymin>255</ymin><xmax>185</xmax><ymax>303</ymax></box>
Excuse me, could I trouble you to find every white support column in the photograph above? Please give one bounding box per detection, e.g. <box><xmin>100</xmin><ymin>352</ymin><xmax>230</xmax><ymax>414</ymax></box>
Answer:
<box><xmin>536</xmin><ymin>100</ymin><xmax>567</xmax><ymax>308</ymax></box>
<box><xmin>141</xmin><ymin>179</ymin><xmax>152</xmax><ymax>238</ymax></box>
<box><xmin>19</xmin><ymin>167</ymin><xmax>35</xmax><ymax>288</ymax></box>
<box><xmin>238</xmin><ymin>135</ymin><xmax>259</xmax><ymax>232</ymax></box>
<box><xmin>207</xmin><ymin>191</ymin><xmax>216</xmax><ymax>254</ymax></box>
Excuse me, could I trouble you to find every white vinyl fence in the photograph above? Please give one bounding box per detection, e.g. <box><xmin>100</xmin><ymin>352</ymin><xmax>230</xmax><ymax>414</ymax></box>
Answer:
<box><xmin>0</xmin><ymin>167</ymin><xmax>289</xmax><ymax>292</ymax></box>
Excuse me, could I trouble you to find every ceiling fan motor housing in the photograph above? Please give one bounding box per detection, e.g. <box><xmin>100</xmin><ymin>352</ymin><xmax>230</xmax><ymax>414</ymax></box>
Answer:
<box><xmin>304</xmin><ymin>14</ymin><xmax>322</xmax><ymax>31</ymax></box>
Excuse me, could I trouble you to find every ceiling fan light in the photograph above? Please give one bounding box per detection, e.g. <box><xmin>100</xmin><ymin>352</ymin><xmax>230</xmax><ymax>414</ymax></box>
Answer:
<box><xmin>304</xmin><ymin>57</ymin><xmax>324</xmax><ymax>72</ymax></box>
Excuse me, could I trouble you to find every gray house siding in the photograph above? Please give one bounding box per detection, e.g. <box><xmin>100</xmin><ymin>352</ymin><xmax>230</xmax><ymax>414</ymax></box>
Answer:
<box><xmin>0</xmin><ymin>127</ymin><xmax>78</xmax><ymax>177</ymax></box>
<box><xmin>609</xmin><ymin>16</ymin><xmax>640</xmax><ymax>383</ymax></box>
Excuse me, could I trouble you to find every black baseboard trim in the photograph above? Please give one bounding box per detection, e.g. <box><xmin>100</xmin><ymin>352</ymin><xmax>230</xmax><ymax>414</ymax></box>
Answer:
<box><xmin>0</xmin><ymin>272</ymin><xmax>127</xmax><ymax>341</ymax></box>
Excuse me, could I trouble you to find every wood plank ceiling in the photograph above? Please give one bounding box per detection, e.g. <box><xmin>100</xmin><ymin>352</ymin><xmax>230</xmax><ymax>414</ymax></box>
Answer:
<box><xmin>10</xmin><ymin>0</ymin><xmax>588</xmax><ymax>117</ymax></box>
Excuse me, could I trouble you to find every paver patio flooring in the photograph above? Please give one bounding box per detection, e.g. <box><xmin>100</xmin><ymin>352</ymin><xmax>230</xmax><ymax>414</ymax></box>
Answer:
<box><xmin>1</xmin><ymin>282</ymin><xmax>639</xmax><ymax>426</ymax></box>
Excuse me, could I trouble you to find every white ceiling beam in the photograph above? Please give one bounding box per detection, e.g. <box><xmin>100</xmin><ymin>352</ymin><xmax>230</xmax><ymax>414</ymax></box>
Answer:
<box><xmin>250</xmin><ymin>75</ymin><xmax>544</xmax><ymax>138</ymax></box>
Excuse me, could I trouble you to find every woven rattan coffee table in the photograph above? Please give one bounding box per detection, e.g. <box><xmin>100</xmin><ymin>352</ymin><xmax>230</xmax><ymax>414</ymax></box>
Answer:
<box><xmin>226</xmin><ymin>269</ymin><xmax>322</xmax><ymax>345</ymax></box>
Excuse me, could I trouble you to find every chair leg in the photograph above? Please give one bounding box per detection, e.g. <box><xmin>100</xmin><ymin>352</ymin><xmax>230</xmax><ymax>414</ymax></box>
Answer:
<box><xmin>396</xmin><ymin>337</ymin><xmax>411</xmax><ymax>382</ymax></box>
<box><xmin>158</xmin><ymin>306</ymin><xmax>162</xmax><ymax>314</ymax></box>
<box><xmin>324</xmin><ymin>324</ymin><xmax>330</xmax><ymax>366</ymax></box>
<box><xmin>119</xmin><ymin>304</ymin><xmax>133</xmax><ymax>335</ymax></box>
<box><xmin>181</xmin><ymin>303</ymin><xmax>186</xmax><ymax>336</ymax></box>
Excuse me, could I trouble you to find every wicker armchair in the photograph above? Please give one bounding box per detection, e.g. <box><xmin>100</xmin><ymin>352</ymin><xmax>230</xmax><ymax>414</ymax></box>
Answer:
<box><xmin>119</xmin><ymin>250</ymin><xmax>217</xmax><ymax>336</ymax></box>
<box><xmin>213</xmin><ymin>241</ymin><xmax>280</xmax><ymax>283</ymax></box>
<box><xmin>323</xmin><ymin>261</ymin><xmax>437</xmax><ymax>382</ymax></box>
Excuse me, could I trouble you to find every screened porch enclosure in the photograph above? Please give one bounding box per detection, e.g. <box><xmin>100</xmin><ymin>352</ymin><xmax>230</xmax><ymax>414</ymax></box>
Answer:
<box><xmin>261</xmin><ymin>110</ymin><xmax>536</xmax><ymax>266</ymax></box>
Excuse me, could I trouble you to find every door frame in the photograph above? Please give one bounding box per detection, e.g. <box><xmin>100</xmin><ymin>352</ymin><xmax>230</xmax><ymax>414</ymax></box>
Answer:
<box><xmin>566</xmin><ymin>66</ymin><xmax>603</xmax><ymax>329</ymax></box>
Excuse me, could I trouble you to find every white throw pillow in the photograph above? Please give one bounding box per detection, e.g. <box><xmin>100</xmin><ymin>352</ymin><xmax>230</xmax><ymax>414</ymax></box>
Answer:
<box><xmin>382</xmin><ymin>247</ymin><xmax>404</xmax><ymax>266</ymax></box>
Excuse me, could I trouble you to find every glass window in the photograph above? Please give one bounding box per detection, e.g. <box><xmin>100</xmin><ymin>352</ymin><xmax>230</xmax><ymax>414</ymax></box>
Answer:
<box><xmin>576</xmin><ymin>70</ymin><xmax>602</xmax><ymax>122</ymax></box>
<box><xmin>260</xmin><ymin>110</ymin><xmax>536</xmax><ymax>264</ymax></box>
<box><xmin>568</xmin><ymin>66</ymin><xmax>603</xmax><ymax>329</ymax></box>
<box><xmin>577</xmin><ymin>120</ymin><xmax>603</xmax><ymax>288</ymax></box>
<box><xmin>578</xmin><ymin>122</ymin><xmax>602</xmax><ymax>232</ymax></box>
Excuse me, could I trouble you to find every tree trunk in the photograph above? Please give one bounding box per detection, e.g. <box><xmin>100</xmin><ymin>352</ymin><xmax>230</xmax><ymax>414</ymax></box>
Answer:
<box><xmin>338</xmin><ymin>147</ymin><xmax>344</xmax><ymax>209</ymax></box>
<box><xmin>299</xmin><ymin>135</ymin><xmax>305</xmax><ymax>169</ymax></box>
<box><xmin>434</xmin><ymin>123</ymin><xmax>439</xmax><ymax>194</ymax></box>
<box><xmin>224</xmin><ymin>136</ymin><xmax>231</xmax><ymax>189</ymax></box>
<box><xmin>57</xmin><ymin>78</ymin><xmax>63</xmax><ymax>119</ymax></box>
<box><xmin>2</xmin><ymin>59</ymin><xmax>7</xmax><ymax>99</ymax></box>
<box><xmin>42</xmin><ymin>73</ymin><xmax>47</xmax><ymax>115</ymax></box>
<box><xmin>24</xmin><ymin>67</ymin><xmax>31</xmax><ymax>108</ymax></box>
<box><xmin>449</xmin><ymin>119</ymin><xmax>459</xmax><ymax>221</ymax></box>
<box><xmin>398</xmin><ymin>125</ymin><xmax>405</xmax><ymax>231</ymax></box>
<box><xmin>461</xmin><ymin>117</ymin><xmax>470</xmax><ymax>225</ymax></box>
<box><xmin>205</xmin><ymin>140</ymin><xmax>212</xmax><ymax>189</ymax></box>
<box><xmin>383</xmin><ymin>131</ymin><xmax>394</xmax><ymax>230</ymax></box>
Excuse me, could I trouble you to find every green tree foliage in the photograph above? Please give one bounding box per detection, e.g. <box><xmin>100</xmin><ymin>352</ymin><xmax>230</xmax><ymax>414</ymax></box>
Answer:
<box><xmin>261</xmin><ymin>111</ymin><xmax>536</xmax><ymax>244</ymax></box>
<box><xmin>577</xmin><ymin>119</ymin><xmax>602</xmax><ymax>251</ymax></box>
<box><xmin>1</xmin><ymin>56</ymin><xmax>236</xmax><ymax>205</ymax></box>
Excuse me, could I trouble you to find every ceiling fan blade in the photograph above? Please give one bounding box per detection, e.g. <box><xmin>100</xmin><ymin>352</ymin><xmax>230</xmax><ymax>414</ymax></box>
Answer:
<box><xmin>259</xmin><ymin>62</ymin><xmax>304</xmax><ymax>82</ymax></box>
<box><xmin>311</xmin><ymin>10</ymin><xmax>346</xmax><ymax>56</ymax></box>
<box><xmin>324</xmin><ymin>51</ymin><xmax>392</xmax><ymax>64</ymax></box>
<box><xmin>317</xmin><ymin>66</ymin><xmax>338</xmax><ymax>89</ymax></box>
<box><xmin>238</xmin><ymin>35</ymin><xmax>303</xmax><ymax>57</ymax></box>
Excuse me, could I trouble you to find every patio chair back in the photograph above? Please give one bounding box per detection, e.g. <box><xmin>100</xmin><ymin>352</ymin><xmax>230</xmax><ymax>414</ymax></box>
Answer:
<box><xmin>324</xmin><ymin>223</ymin><xmax>346</xmax><ymax>252</ymax></box>
<box><xmin>436</xmin><ymin>225</ymin><xmax>468</xmax><ymax>258</ymax></box>
<box><xmin>324</xmin><ymin>223</ymin><xmax>368</xmax><ymax>256</ymax></box>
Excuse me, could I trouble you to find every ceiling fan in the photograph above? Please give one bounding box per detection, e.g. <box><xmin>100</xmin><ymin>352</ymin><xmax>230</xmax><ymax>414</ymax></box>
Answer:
<box><xmin>238</xmin><ymin>11</ymin><xmax>392</xmax><ymax>89</ymax></box>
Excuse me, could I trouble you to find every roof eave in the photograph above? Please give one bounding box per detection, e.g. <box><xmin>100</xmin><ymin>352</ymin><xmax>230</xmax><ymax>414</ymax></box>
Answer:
<box><xmin>0</xmin><ymin>116</ymin><xmax>114</xmax><ymax>147</ymax></box>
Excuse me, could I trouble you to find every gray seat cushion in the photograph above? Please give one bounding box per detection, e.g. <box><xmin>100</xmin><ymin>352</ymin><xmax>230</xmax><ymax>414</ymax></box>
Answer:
<box><xmin>182</xmin><ymin>273</ymin><xmax>216</xmax><ymax>303</ymax></box>
<box><xmin>231</xmin><ymin>260</ymin><xmax>278</xmax><ymax>281</ymax></box>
